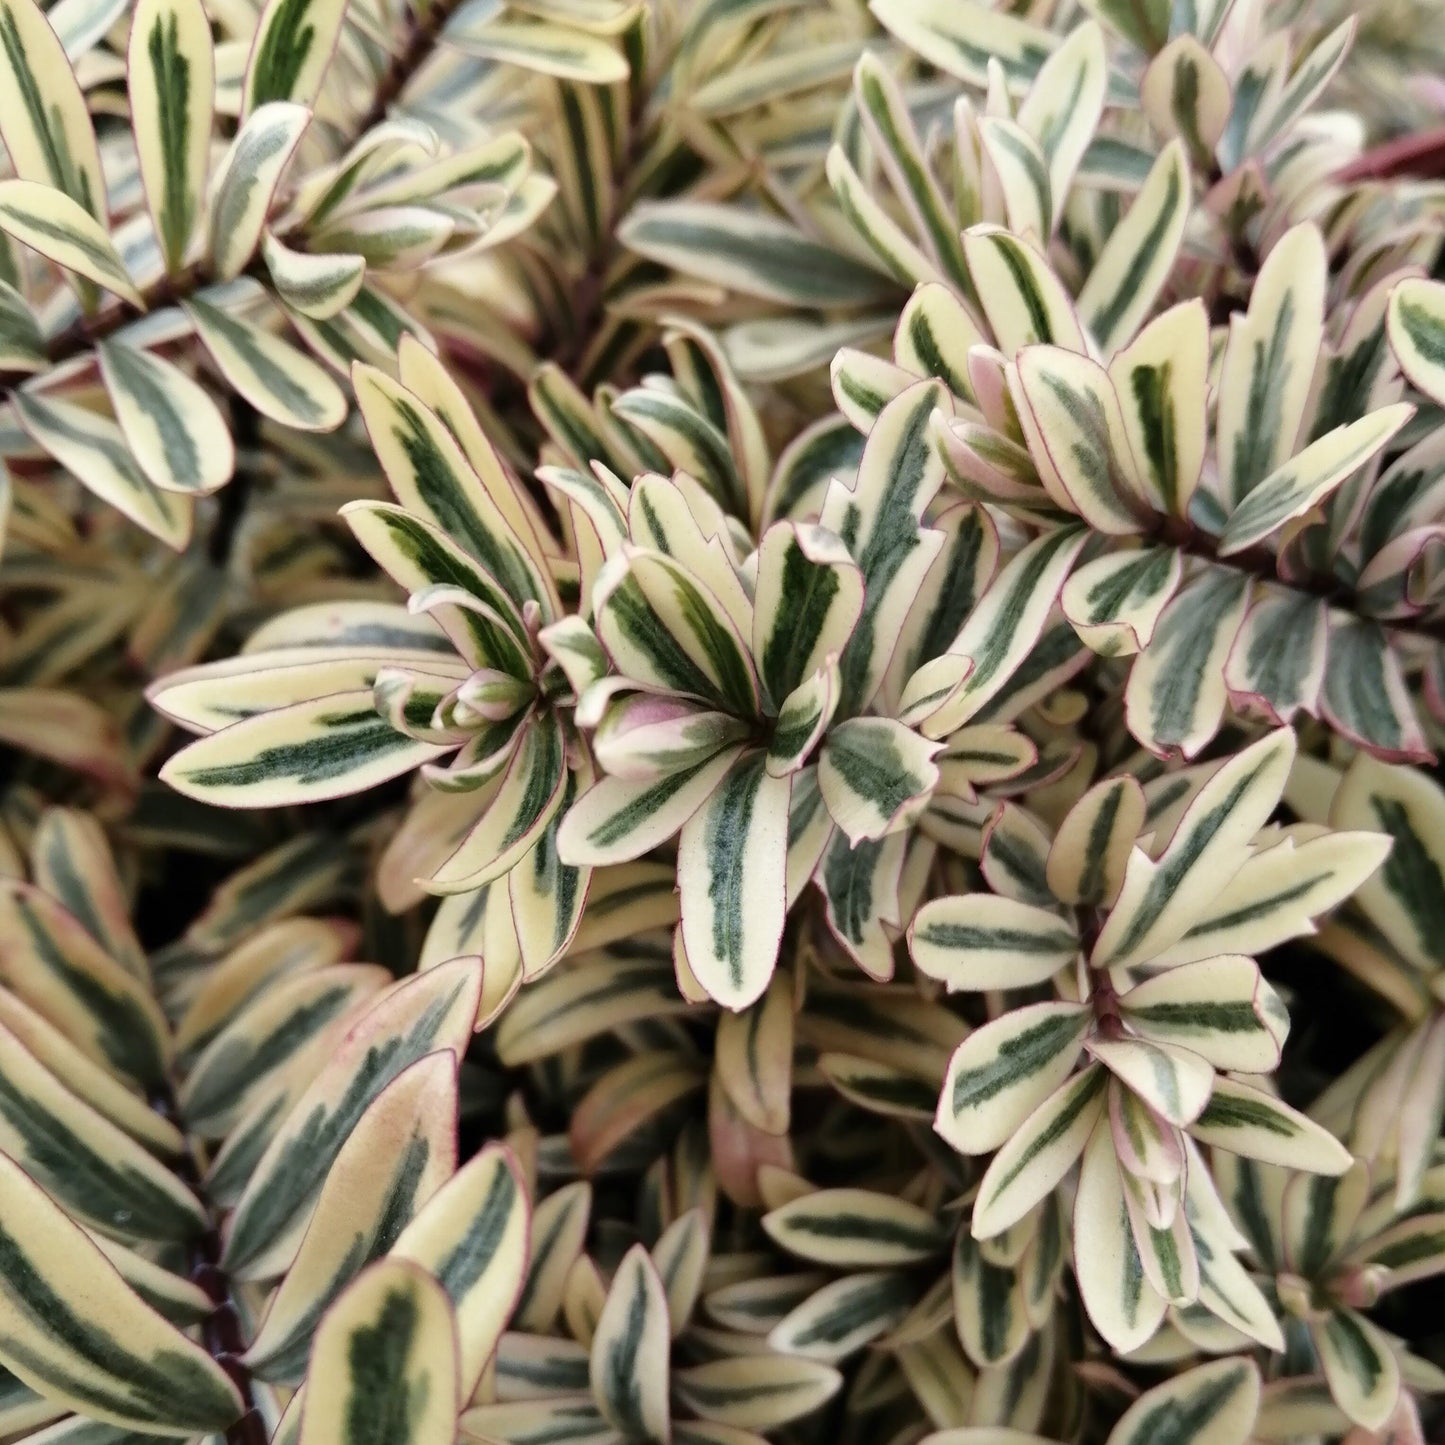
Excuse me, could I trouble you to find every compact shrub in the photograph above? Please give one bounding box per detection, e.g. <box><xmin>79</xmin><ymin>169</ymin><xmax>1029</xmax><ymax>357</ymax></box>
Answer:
<box><xmin>0</xmin><ymin>0</ymin><xmax>1443</xmax><ymax>1441</ymax></box>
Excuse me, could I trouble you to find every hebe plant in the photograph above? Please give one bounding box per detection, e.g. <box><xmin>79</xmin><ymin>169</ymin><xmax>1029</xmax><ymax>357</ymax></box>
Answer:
<box><xmin>1</xmin><ymin>0</ymin><xmax>1445</xmax><ymax>1441</ymax></box>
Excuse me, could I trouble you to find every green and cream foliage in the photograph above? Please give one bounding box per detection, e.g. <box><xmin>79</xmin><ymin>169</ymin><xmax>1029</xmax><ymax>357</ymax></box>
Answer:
<box><xmin>0</xmin><ymin>808</ymin><xmax>528</xmax><ymax>1442</ymax></box>
<box><xmin>0</xmin><ymin>0</ymin><xmax>576</xmax><ymax>546</ymax></box>
<box><xmin>911</xmin><ymin>729</ymin><xmax>1386</xmax><ymax>1355</ymax></box>
<box><xmin>3</xmin><ymin>0</ymin><xmax>1445</xmax><ymax>1442</ymax></box>
<box><xmin>1289</xmin><ymin>750</ymin><xmax>1445</xmax><ymax>1214</ymax></box>
<box><xmin>1216</xmin><ymin>1144</ymin><xmax>1445</xmax><ymax>1432</ymax></box>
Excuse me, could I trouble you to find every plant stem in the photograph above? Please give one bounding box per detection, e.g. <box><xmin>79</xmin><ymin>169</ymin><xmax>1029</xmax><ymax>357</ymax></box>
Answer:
<box><xmin>150</xmin><ymin>1085</ymin><xmax>267</xmax><ymax>1445</ymax></box>
<box><xmin>209</xmin><ymin>395</ymin><xmax>262</xmax><ymax>564</ymax></box>
<box><xmin>355</xmin><ymin>0</ymin><xmax>469</xmax><ymax>136</ymax></box>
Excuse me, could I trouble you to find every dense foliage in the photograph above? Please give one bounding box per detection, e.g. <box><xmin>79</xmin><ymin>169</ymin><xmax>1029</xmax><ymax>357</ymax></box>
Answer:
<box><xmin>1</xmin><ymin>0</ymin><xmax>1445</xmax><ymax>1442</ymax></box>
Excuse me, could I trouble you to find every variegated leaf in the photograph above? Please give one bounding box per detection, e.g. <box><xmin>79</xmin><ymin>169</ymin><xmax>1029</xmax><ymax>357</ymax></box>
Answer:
<box><xmin>589</xmin><ymin>1246</ymin><xmax>670</xmax><ymax>1444</ymax></box>
<box><xmin>262</xmin><ymin>231</ymin><xmax>364</xmax><ymax>319</ymax></box>
<box><xmin>1108</xmin><ymin>301</ymin><xmax>1209</xmax><ymax>519</ymax></box>
<box><xmin>245</xmin><ymin>1053</ymin><xmax>458</xmax><ymax>1384</ymax></box>
<box><xmin>1073</xmin><ymin>1119</ymin><xmax>1165</xmax><ymax>1353</ymax></box>
<box><xmin>973</xmin><ymin>1065</ymin><xmax>1107</xmax><ymax>1238</ymax></box>
<box><xmin>128</xmin><ymin>0</ymin><xmax>213</xmax><ymax>273</ymax></box>
<box><xmin>1105</xmin><ymin>1357</ymin><xmax>1260</xmax><ymax>1445</ymax></box>
<box><xmin>391</xmin><ymin>1143</ymin><xmax>530</xmax><ymax>1392</ymax></box>
<box><xmin>1188</xmin><ymin>1077</ymin><xmax>1350</xmax><ymax>1173</ymax></box>
<box><xmin>1094</xmin><ymin>728</ymin><xmax>1296</xmax><ymax>969</ymax></box>
<box><xmin>766</xmin><ymin>1270</ymin><xmax>916</xmax><ymax>1363</ymax></box>
<box><xmin>161</xmin><ymin>691</ymin><xmax>449</xmax><ymax>806</ymax></box>
<box><xmin>1217</xmin><ymin>225</ymin><xmax>1326</xmax><ymax>508</ymax></box>
<box><xmin>1076</xmin><ymin>141</ymin><xmax>1189</xmax><ymax>356</ymax></box>
<box><xmin>244</xmin><ymin>0</ymin><xmax>346</xmax><ymax>112</ymax></box>
<box><xmin>673</xmin><ymin>1356</ymin><xmax>841</xmax><ymax>1431</ymax></box>
<box><xmin>964</xmin><ymin>226</ymin><xmax>1086</xmax><ymax>356</ymax></box>
<box><xmin>937</xmin><ymin>1002</ymin><xmax>1090</xmax><ymax>1155</ymax></box>
<box><xmin>818</xmin><ymin>717</ymin><xmax>939</xmax><ymax>844</ymax></box>
<box><xmin>298</xmin><ymin>1259</ymin><xmax>458</xmax><ymax>1445</ymax></box>
<box><xmin>910</xmin><ymin>893</ymin><xmax>1078</xmax><ymax>991</ymax></box>
<box><xmin>871</xmin><ymin>0</ymin><xmax>1057</xmax><ymax>91</ymax></box>
<box><xmin>1312</xmin><ymin>1309</ymin><xmax>1400</xmax><ymax>1432</ymax></box>
<box><xmin>208</xmin><ymin>101</ymin><xmax>308</xmax><ymax>280</ymax></box>
<box><xmin>1388</xmin><ymin>276</ymin><xmax>1445</xmax><ymax>408</ymax></box>
<box><xmin>184</xmin><ymin>293</ymin><xmax>349</xmax><ymax>431</ymax></box>
<box><xmin>1118</xmin><ymin>956</ymin><xmax>1287</xmax><ymax>1073</ymax></box>
<box><xmin>0</xmin><ymin>180</ymin><xmax>140</xmax><ymax>304</ymax></box>
<box><xmin>0</xmin><ymin>1151</ymin><xmax>242</xmax><ymax>1434</ymax></box>
<box><xmin>223</xmin><ymin>959</ymin><xmax>480</xmax><ymax>1276</ymax></box>
<box><xmin>1219</xmin><ymin>405</ymin><xmax>1413</xmax><ymax>556</ymax></box>
<box><xmin>96</xmin><ymin>342</ymin><xmax>234</xmax><ymax>495</ymax></box>
<box><xmin>677</xmin><ymin>751</ymin><xmax>789</xmax><ymax>1010</ymax></box>
<box><xmin>1330</xmin><ymin>753</ymin><xmax>1445</xmax><ymax>974</ymax></box>
<box><xmin>0</xmin><ymin>0</ymin><xmax>105</xmax><ymax>215</ymax></box>
<box><xmin>764</xmin><ymin>1189</ymin><xmax>947</xmax><ymax>1268</ymax></box>
<box><xmin>620</xmin><ymin>201</ymin><xmax>895</xmax><ymax>309</ymax></box>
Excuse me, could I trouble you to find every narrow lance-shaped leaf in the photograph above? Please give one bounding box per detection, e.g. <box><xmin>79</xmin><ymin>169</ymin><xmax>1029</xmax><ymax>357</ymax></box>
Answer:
<box><xmin>589</xmin><ymin>1245</ymin><xmax>670</xmax><ymax>1445</ymax></box>
<box><xmin>1219</xmin><ymin>404</ymin><xmax>1414</xmax><ymax>556</ymax></box>
<box><xmin>128</xmin><ymin>0</ymin><xmax>213</xmax><ymax>274</ymax></box>
<box><xmin>0</xmin><ymin>880</ymin><xmax>170</xmax><ymax>1086</ymax></box>
<box><xmin>0</xmin><ymin>0</ymin><xmax>106</xmax><ymax>215</ymax></box>
<box><xmin>244</xmin><ymin>0</ymin><xmax>347</xmax><ymax>112</ymax></box>
<box><xmin>763</xmin><ymin>1189</ymin><xmax>948</xmax><ymax>1268</ymax></box>
<box><xmin>180</xmin><ymin>963</ymin><xmax>390</xmax><ymax>1133</ymax></box>
<box><xmin>297</xmin><ymin>1259</ymin><xmax>459</xmax><ymax>1445</ymax></box>
<box><xmin>223</xmin><ymin>959</ymin><xmax>481</xmax><ymax>1276</ymax></box>
<box><xmin>819</xmin><ymin>717</ymin><xmax>939</xmax><ymax>844</ymax></box>
<box><xmin>1188</xmin><ymin>1076</ymin><xmax>1351</xmax><ymax>1173</ymax></box>
<box><xmin>244</xmin><ymin>1053</ymin><xmax>458</xmax><ymax>1384</ymax></box>
<box><xmin>620</xmin><ymin>200</ymin><xmax>897</xmax><ymax>309</ymax></box>
<box><xmin>937</xmin><ymin>1001</ymin><xmax>1090</xmax><ymax>1155</ymax></box>
<box><xmin>766</xmin><ymin>1269</ymin><xmax>916</xmax><ymax>1363</ymax></box>
<box><xmin>901</xmin><ymin>527</ymin><xmax>1089</xmax><ymax>737</ymax></box>
<box><xmin>974</xmin><ymin>1064</ymin><xmax>1108</xmax><ymax>1238</ymax></box>
<box><xmin>1217</xmin><ymin>224</ymin><xmax>1326</xmax><ymax>508</ymax></box>
<box><xmin>97</xmin><ymin>341</ymin><xmax>235</xmax><ymax>496</ymax></box>
<box><xmin>160</xmin><ymin>690</ymin><xmax>452</xmax><ymax>808</ymax></box>
<box><xmin>31</xmin><ymin>809</ymin><xmax>147</xmax><ymax>982</ymax></box>
<box><xmin>870</xmin><ymin>0</ymin><xmax>1058</xmax><ymax>90</ymax></box>
<box><xmin>262</xmin><ymin>231</ymin><xmax>365</xmax><ymax>319</ymax></box>
<box><xmin>963</xmin><ymin>225</ymin><xmax>1087</xmax><ymax>356</ymax></box>
<box><xmin>391</xmin><ymin>1143</ymin><xmax>529</xmax><ymax>1392</ymax></box>
<box><xmin>445</xmin><ymin>14</ymin><xmax>630</xmax><ymax>82</ymax></box>
<box><xmin>208</xmin><ymin>101</ymin><xmax>309</xmax><ymax>280</ymax></box>
<box><xmin>13</xmin><ymin>390</ymin><xmax>191</xmax><ymax>549</ymax></box>
<box><xmin>1105</xmin><ymin>1356</ymin><xmax>1261</xmax><ymax>1445</ymax></box>
<box><xmin>678</xmin><ymin>751</ymin><xmax>790</xmax><ymax>1011</ymax></box>
<box><xmin>821</xmin><ymin>381</ymin><xmax>950</xmax><ymax>717</ymax></box>
<box><xmin>1123</xmin><ymin>566</ymin><xmax>1251</xmax><ymax>760</ymax></box>
<box><xmin>1094</xmin><ymin>728</ymin><xmax>1295</xmax><ymax>969</ymax></box>
<box><xmin>1388</xmin><ymin>276</ymin><xmax>1445</xmax><ymax>409</ymax></box>
<box><xmin>184</xmin><ymin>292</ymin><xmax>349</xmax><ymax>431</ymax></box>
<box><xmin>853</xmin><ymin>51</ymin><xmax>969</xmax><ymax>286</ymax></box>
<box><xmin>352</xmin><ymin>365</ymin><xmax>552</xmax><ymax>618</ymax></box>
<box><xmin>1077</xmin><ymin>140</ymin><xmax>1190</xmax><ymax>356</ymax></box>
<box><xmin>0</xmin><ymin>1017</ymin><xmax>208</xmax><ymax>1243</ymax></box>
<box><xmin>0</xmin><ymin>1151</ymin><xmax>243</xmax><ymax>1436</ymax></box>
<box><xmin>751</xmin><ymin>522</ymin><xmax>863</xmax><ymax>711</ymax></box>
<box><xmin>0</xmin><ymin>279</ymin><xmax>44</xmax><ymax>371</ymax></box>
<box><xmin>1109</xmin><ymin>301</ymin><xmax>1209</xmax><ymax>519</ymax></box>
<box><xmin>0</xmin><ymin>180</ymin><xmax>141</xmax><ymax>305</ymax></box>
<box><xmin>1012</xmin><ymin>346</ymin><xmax>1148</xmax><ymax>533</ymax></box>
<box><xmin>1312</xmin><ymin>1309</ymin><xmax>1401</xmax><ymax>1432</ymax></box>
<box><xmin>911</xmin><ymin>893</ymin><xmax>1078</xmax><ymax>992</ymax></box>
<box><xmin>1075</xmin><ymin>1119</ymin><xmax>1167</xmax><ymax>1354</ymax></box>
